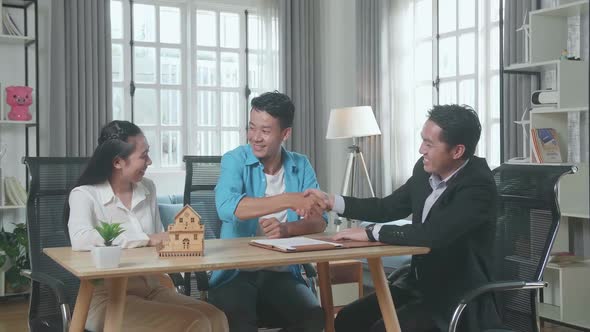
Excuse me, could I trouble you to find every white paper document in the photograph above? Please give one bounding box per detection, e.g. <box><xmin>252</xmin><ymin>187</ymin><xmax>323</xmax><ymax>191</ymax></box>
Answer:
<box><xmin>250</xmin><ymin>236</ymin><xmax>343</xmax><ymax>251</ymax></box>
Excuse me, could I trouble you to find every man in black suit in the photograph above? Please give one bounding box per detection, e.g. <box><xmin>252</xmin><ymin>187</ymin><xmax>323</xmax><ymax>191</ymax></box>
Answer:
<box><xmin>306</xmin><ymin>104</ymin><xmax>499</xmax><ymax>332</ymax></box>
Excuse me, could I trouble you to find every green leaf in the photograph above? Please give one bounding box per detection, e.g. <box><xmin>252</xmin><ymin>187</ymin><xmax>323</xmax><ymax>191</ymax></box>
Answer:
<box><xmin>94</xmin><ymin>222</ymin><xmax>125</xmax><ymax>246</ymax></box>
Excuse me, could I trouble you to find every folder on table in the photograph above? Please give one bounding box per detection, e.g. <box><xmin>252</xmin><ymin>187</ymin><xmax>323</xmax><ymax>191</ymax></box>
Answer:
<box><xmin>249</xmin><ymin>236</ymin><xmax>388</xmax><ymax>253</ymax></box>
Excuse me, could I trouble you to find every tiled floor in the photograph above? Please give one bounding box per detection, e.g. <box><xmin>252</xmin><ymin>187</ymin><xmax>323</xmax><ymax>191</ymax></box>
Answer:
<box><xmin>0</xmin><ymin>296</ymin><xmax>585</xmax><ymax>332</ymax></box>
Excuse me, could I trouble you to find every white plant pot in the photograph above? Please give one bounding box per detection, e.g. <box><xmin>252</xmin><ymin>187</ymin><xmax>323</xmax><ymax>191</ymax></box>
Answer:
<box><xmin>92</xmin><ymin>246</ymin><xmax>122</xmax><ymax>269</ymax></box>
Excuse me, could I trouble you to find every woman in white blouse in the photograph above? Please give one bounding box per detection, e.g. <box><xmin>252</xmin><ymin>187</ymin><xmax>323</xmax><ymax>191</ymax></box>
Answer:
<box><xmin>66</xmin><ymin>120</ymin><xmax>228</xmax><ymax>332</ymax></box>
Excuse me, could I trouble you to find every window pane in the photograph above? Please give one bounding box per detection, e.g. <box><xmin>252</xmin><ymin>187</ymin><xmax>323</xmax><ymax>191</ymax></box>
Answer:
<box><xmin>415</xmin><ymin>41</ymin><xmax>432</xmax><ymax>81</ymax></box>
<box><xmin>458</xmin><ymin>79</ymin><xmax>475</xmax><ymax>108</ymax></box>
<box><xmin>160</xmin><ymin>7</ymin><xmax>181</xmax><ymax>44</ymax></box>
<box><xmin>161</xmin><ymin>90</ymin><xmax>181</xmax><ymax>125</ymax></box>
<box><xmin>414</xmin><ymin>0</ymin><xmax>432</xmax><ymax>39</ymax></box>
<box><xmin>458</xmin><ymin>0</ymin><xmax>475</xmax><ymax>29</ymax></box>
<box><xmin>439</xmin><ymin>0</ymin><xmax>456</xmax><ymax>34</ymax></box>
<box><xmin>133</xmin><ymin>4</ymin><xmax>156</xmax><ymax>42</ymax></box>
<box><xmin>112</xmin><ymin>44</ymin><xmax>124</xmax><ymax>82</ymax></box>
<box><xmin>196</xmin><ymin>10</ymin><xmax>217</xmax><ymax>47</ymax></box>
<box><xmin>197</xmin><ymin>91</ymin><xmax>217</xmax><ymax>126</ymax></box>
<box><xmin>489</xmin><ymin>122</ymin><xmax>500</xmax><ymax>166</ymax></box>
<box><xmin>489</xmin><ymin>75</ymin><xmax>500</xmax><ymax>120</ymax></box>
<box><xmin>415</xmin><ymin>85</ymin><xmax>433</xmax><ymax>124</ymax></box>
<box><xmin>197</xmin><ymin>51</ymin><xmax>217</xmax><ymax>86</ymax></box>
<box><xmin>143</xmin><ymin>129</ymin><xmax>159</xmax><ymax>167</ymax></box>
<box><xmin>161</xmin><ymin>48</ymin><xmax>181</xmax><ymax>84</ymax></box>
<box><xmin>439</xmin><ymin>81</ymin><xmax>457</xmax><ymax>105</ymax></box>
<box><xmin>489</xmin><ymin>26</ymin><xmax>499</xmax><ymax>70</ymax></box>
<box><xmin>220</xmin><ymin>12</ymin><xmax>239</xmax><ymax>48</ymax></box>
<box><xmin>220</xmin><ymin>52</ymin><xmax>239</xmax><ymax>87</ymax></box>
<box><xmin>161</xmin><ymin>130</ymin><xmax>181</xmax><ymax>167</ymax></box>
<box><xmin>195</xmin><ymin>131</ymin><xmax>219</xmax><ymax>155</ymax></box>
<box><xmin>221</xmin><ymin>131</ymin><xmax>240</xmax><ymax>153</ymax></box>
<box><xmin>111</xmin><ymin>1</ymin><xmax>123</xmax><ymax>39</ymax></box>
<box><xmin>134</xmin><ymin>88</ymin><xmax>157</xmax><ymax>125</ymax></box>
<box><xmin>439</xmin><ymin>36</ymin><xmax>456</xmax><ymax>78</ymax></box>
<box><xmin>112</xmin><ymin>87</ymin><xmax>125</xmax><ymax>120</ymax></box>
<box><xmin>458</xmin><ymin>33</ymin><xmax>475</xmax><ymax>75</ymax></box>
<box><xmin>134</xmin><ymin>47</ymin><xmax>156</xmax><ymax>83</ymax></box>
<box><xmin>248</xmin><ymin>53</ymin><xmax>260</xmax><ymax>88</ymax></box>
<box><xmin>490</xmin><ymin>0</ymin><xmax>500</xmax><ymax>23</ymax></box>
<box><xmin>221</xmin><ymin>92</ymin><xmax>240</xmax><ymax>127</ymax></box>
<box><xmin>248</xmin><ymin>15</ymin><xmax>261</xmax><ymax>50</ymax></box>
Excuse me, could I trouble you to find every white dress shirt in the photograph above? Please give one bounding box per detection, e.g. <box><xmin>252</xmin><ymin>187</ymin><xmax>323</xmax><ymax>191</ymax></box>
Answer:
<box><xmin>333</xmin><ymin>159</ymin><xmax>469</xmax><ymax>241</ymax></box>
<box><xmin>68</xmin><ymin>177</ymin><xmax>163</xmax><ymax>251</ymax></box>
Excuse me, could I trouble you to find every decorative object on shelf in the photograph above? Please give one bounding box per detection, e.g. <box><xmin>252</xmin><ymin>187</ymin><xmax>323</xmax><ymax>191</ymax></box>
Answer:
<box><xmin>516</xmin><ymin>11</ymin><xmax>531</xmax><ymax>63</ymax></box>
<box><xmin>560</xmin><ymin>49</ymin><xmax>569</xmax><ymax>60</ymax></box>
<box><xmin>531</xmin><ymin>89</ymin><xmax>559</xmax><ymax>107</ymax></box>
<box><xmin>326</xmin><ymin>106</ymin><xmax>382</xmax><ymax>229</ymax></box>
<box><xmin>157</xmin><ymin>205</ymin><xmax>205</xmax><ymax>257</ymax></box>
<box><xmin>92</xmin><ymin>221</ymin><xmax>124</xmax><ymax>269</ymax></box>
<box><xmin>1</xmin><ymin>10</ymin><xmax>23</xmax><ymax>36</ymax></box>
<box><xmin>5</xmin><ymin>85</ymin><xmax>32</xmax><ymax>121</ymax></box>
<box><xmin>531</xmin><ymin>128</ymin><xmax>563</xmax><ymax>163</ymax></box>
<box><xmin>3</xmin><ymin>176</ymin><xmax>26</xmax><ymax>206</ymax></box>
<box><xmin>510</xmin><ymin>107</ymin><xmax>531</xmax><ymax>163</ymax></box>
<box><xmin>0</xmin><ymin>223</ymin><xmax>30</xmax><ymax>294</ymax></box>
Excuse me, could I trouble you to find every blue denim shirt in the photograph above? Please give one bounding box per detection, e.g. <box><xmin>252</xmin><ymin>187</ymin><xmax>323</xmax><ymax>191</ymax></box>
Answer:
<box><xmin>211</xmin><ymin>144</ymin><xmax>327</xmax><ymax>288</ymax></box>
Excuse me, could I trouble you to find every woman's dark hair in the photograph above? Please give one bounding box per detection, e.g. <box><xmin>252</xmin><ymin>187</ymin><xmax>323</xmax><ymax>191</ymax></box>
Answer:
<box><xmin>427</xmin><ymin>104</ymin><xmax>481</xmax><ymax>159</ymax></box>
<box><xmin>64</xmin><ymin>120</ymin><xmax>143</xmax><ymax>236</ymax></box>
<box><xmin>251</xmin><ymin>91</ymin><xmax>295</xmax><ymax>129</ymax></box>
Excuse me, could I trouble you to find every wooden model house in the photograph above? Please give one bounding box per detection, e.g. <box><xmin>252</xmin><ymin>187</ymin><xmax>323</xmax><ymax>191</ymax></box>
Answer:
<box><xmin>157</xmin><ymin>205</ymin><xmax>205</xmax><ymax>257</ymax></box>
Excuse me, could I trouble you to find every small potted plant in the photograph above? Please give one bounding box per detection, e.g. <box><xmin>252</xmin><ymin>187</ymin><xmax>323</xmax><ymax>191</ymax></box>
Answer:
<box><xmin>92</xmin><ymin>222</ymin><xmax>125</xmax><ymax>269</ymax></box>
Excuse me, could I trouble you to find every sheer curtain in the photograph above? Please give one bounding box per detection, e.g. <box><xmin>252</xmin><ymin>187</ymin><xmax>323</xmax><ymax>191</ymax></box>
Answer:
<box><xmin>249</xmin><ymin>1</ymin><xmax>281</xmax><ymax>96</ymax></box>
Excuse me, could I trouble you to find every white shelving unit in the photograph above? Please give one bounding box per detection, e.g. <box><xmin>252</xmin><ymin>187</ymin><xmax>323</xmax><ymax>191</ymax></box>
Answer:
<box><xmin>504</xmin><ymin>0</ymin><xmax>589</xmax><ymax>329</ymax></box>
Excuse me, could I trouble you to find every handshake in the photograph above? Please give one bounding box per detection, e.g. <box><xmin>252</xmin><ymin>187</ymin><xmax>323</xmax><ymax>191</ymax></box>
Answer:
<box><xmin>292</xmin><ymin>189</ymin><xmax>335</xmax><ymax>219</ymax></box>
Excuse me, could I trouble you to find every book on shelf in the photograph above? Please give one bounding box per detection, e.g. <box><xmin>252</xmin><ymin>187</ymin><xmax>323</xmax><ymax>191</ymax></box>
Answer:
<box><xmin>531</xmin><ymin>128</ymin><xmax>563</xmax><ymax>163</ymax></box>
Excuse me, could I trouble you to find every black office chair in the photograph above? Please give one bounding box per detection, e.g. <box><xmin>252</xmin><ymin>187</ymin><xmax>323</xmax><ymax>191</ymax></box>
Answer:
<box><xmin>448</xmin><ymin>163</ymin><xmax>576</xmax><ymax>332</ymax></box>
<box><xmin>181</xmin><ymin>155</ymin><xmax>318</xmax><ymax>301</ymax></box>
<box><xmin>22</xmin><ymin>157</ymin><xmax>89</xmax><ymax>332</ymax></box>
<box><xmin>22</xmin><ymin>157</ymin><xmax>187</xmax><ymax>332</ymax></box>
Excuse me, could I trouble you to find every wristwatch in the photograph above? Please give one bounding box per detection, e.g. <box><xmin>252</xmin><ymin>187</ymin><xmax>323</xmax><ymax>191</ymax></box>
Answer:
<box><xmin>365</xmin><ymin>224</ymin><xmax>377</xmax><ymax>242</ymax></box>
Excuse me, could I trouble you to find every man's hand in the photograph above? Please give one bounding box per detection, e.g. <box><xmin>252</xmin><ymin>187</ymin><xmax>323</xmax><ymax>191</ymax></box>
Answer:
<box><xmin>259</xmin><ymin>218</ymin><xmax>288</xmax><ymax>239</ymax></box>
<box><xmin>332</xmin><ymin>227</ymin><xmax>369</xmax><ymax>242</ymax></box>
<box><xmin>148</xmin><ymin>232</ymin><xmax>169</xmax><ymax>246</ymax></box>
<box><xmin>303</xmin><ymin>189</ymin><xmax>334</xmax><ymax>212</ymax></box>
<box><xmin>289</xmin><ymin>192</ymin><xmax>327</xmax><ymax>219</ymax></box>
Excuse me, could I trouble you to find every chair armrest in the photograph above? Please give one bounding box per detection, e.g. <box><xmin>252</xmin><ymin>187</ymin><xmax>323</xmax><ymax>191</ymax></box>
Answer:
<box><xmin>449</xmin><ymin>280</ymin><xmax>547</xmax><ymax>332</ymax></box>
<box><xmin>20</xmin><ymin>269</ymin><xmax>68</xmax><ymax>305</ymax></box>
<box><xmin>387</xmin><ymin>264</ymin><xmax>411</xmax><ymax>284</ymax></box>
<box><xmin>195</xmin><ymin>271</ymin><xmax>210</xmax><ymax>291</ymax></box>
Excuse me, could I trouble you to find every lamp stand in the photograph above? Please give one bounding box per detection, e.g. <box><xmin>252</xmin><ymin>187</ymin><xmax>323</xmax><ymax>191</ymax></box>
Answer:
<box><xmin>335</xmin><ymin>137</ymin><xmax>376</xmax><ymax>230</ymax></box>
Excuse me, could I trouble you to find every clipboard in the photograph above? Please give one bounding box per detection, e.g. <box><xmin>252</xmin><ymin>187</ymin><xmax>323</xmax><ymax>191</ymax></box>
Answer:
<box><xmin>249</xmin><ymin>236</ymin><xmax>389</xmax><ymax>253</ymax></box>
<box><xmin>249</xmin><ymin>237</ymin><xmax>344</xmax><ymax>252</ymax></box>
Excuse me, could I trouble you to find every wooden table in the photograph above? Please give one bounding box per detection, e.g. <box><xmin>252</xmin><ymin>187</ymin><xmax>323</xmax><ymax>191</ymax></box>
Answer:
<box><xmin>44</xmin><ymin>236</ymin><xmax>429</xmax><ymax>332</ymax></box>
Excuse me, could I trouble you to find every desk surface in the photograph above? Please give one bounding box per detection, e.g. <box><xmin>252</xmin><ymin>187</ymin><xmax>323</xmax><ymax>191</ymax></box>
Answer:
<box><xmin>44</xmin><ymin>235</ymin><xmax>429</xmax><ymax>279</ymax></box>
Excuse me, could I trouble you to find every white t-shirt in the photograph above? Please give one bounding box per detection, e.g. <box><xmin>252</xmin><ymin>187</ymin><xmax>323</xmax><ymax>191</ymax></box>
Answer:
<box><xmin>68</xmin><ymin>178</ymin><xmax>164</xmax><ymax>251</ymax></box>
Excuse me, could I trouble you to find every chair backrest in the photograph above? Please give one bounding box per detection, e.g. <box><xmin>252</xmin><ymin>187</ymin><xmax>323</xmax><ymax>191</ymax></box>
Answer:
<box><xmin>492</xmin><ymin>163</ymin><xmax>575</xmax><ymax>332</ymax></box>
<box><xmin>183</xmin><ymin>156</ymin><xmax>222</xmax><ymax>240</ymax></box>
<box><xmin>23</xmin><ymin>157</ymin><xmax>90</xmax><ymax>328</ymax></box>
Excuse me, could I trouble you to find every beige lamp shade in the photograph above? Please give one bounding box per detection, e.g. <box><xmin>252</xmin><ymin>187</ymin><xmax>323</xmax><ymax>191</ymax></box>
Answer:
<box><xmin>326</xmin><ymin>106</ymin><xmax>382</xmax><ymax>139</ymax></box>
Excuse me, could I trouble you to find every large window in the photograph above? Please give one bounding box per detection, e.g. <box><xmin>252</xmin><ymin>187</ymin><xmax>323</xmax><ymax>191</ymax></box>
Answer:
<box><xmin>412</xmin><ymin>0</ymin><xmax>501</xmax><ymax>167</ymax></box>
<box><xmin>111</xmin><ymin>1</ymin><xmax>276</xmax><ymax>168</ymax></box>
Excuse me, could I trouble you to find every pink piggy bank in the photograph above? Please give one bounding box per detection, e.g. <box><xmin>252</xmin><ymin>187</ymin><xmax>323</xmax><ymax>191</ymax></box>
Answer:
<box><xmin>6</xmin><ymin>86</ymin><xmax>33</xmax><ymax>121</ymax></box>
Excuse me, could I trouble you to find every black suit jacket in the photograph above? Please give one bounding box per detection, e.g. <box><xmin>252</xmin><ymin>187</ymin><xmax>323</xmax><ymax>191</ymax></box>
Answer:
<box><xmin>341</xmin><ymin>156</ymin><xmax>499</xmax><ymax>331</ymax></box>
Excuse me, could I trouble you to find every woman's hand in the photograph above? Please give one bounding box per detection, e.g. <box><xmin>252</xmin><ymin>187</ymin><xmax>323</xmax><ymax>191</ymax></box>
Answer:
<box><xmin>148</xmin><ymin>232</ymin><xmax>169</xmax><ymax>247</ymax></box>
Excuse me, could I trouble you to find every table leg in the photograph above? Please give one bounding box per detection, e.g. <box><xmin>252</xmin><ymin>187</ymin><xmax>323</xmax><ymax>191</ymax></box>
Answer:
<box><xmin>103</xmin><ymin>277</ymin><xmax>128</xmax><ymax>332</ymax></box>
<box><xmin>367</xmin><ymin>257</ymin><xmax>401</xmax><ymax>332</ymax></box>
<box><xmin>69</xmin><ymin>280</ymin><xmax>94</xmax><ymax>332</ymax></box>
<box><xmin>317</xmin><ymin>262</ymin><xmax>335</xmax><ymax>332</ymax></box>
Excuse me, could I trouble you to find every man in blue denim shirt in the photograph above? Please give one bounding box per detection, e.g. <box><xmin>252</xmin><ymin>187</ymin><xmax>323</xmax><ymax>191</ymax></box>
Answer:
<box><xmin>210</xmin><ymin>91</ymin><xmax>328</xmax><ymax>332</ymax></box>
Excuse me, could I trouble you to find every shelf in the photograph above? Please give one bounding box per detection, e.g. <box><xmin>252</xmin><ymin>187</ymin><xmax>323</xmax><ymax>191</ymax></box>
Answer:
<box><xmin>1</xmin><ymin>0</ymin><xmax>35</xmax><ymax>7</ymax></box>
<box><xmin>530</xmin><ymin>106</ymin><xmax>589</xmax><ymax>114</ymax></box>
<box><xmin>0</xmin><ymin>34</ymin><xmax>34</xmax><ymax>45</ymax></box>
<box><xmin>538</xmin><ymin>303</ymin><xmax>561</xmax><ymax>321</ymax></box>
<box><xmin>0</xmin><ymin>205</ymin><xmax>25</xmax><ymax>210</ymax></box>
<box><xmin>531</xmin><ymin>0</ymin><xmax>589</xmax><ymax>17</ymax></box>
<box><xmin>504</xmin><ymin>60</ymin><xmax>560</xmax><ymax>72</ymax></box>
<box><xmin>0</xmin><ymin>120</ymin><xmax>36</xmax><ymax>125</ymax></box>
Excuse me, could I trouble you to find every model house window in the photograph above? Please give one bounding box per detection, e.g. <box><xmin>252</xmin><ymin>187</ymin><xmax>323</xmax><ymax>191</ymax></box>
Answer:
<box><xmin>194</xmin><ymin>234</ymin><xmax>198</xmax><ymax>240</ymax></box>
<box><xmin>191</xmin><ymin>217</ymin><xmax>195</xmax><ymax>223</ymax></box>
<box><xmin>110</xmin><ymin>1</ymin><xmax>276</xmax><ymax>168</ymax></box>
<box><xmin>414</xmin><ymin>0</ymin><xmax>501</xmax><ymax>167</ymax></box>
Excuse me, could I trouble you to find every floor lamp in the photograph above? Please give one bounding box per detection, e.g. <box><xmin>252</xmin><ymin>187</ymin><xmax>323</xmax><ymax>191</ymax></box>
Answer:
<box><xmin>326</xmin><ymin>106</ymin><xmax>382</xmax><ymax>229</ymax></box>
